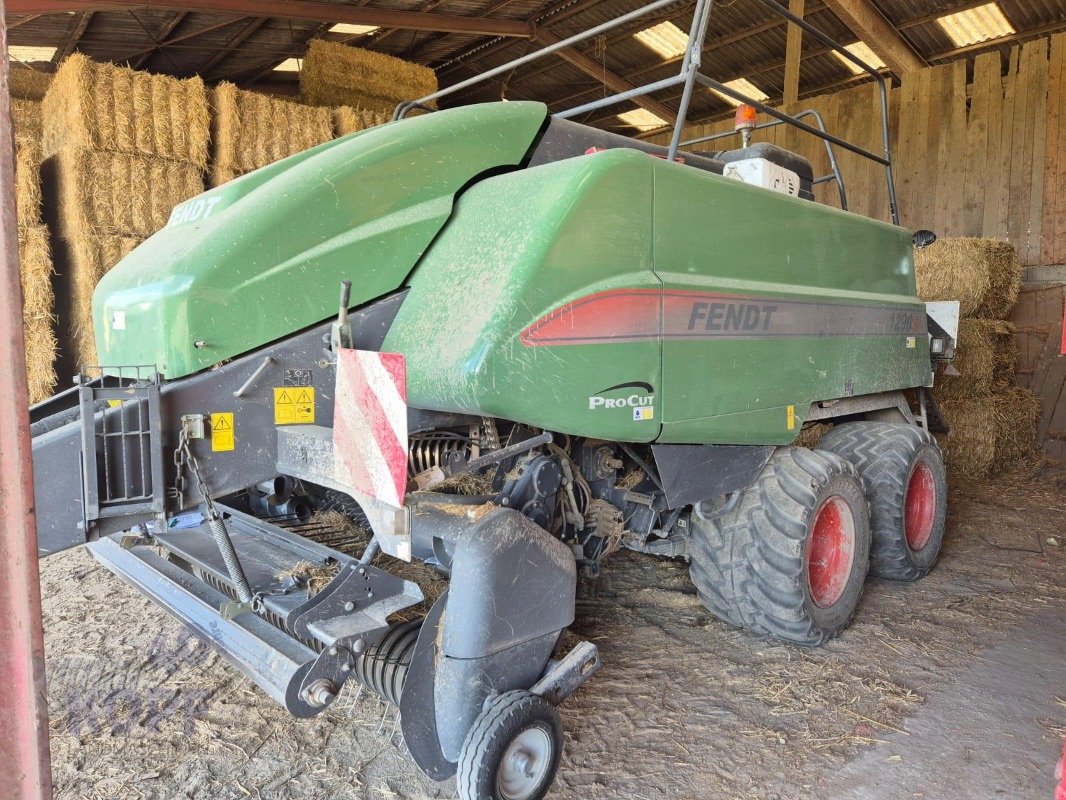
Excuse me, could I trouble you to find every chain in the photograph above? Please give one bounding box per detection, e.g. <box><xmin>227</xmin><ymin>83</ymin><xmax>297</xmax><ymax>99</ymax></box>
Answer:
<box><xmin>173</xmin><ymin>427</ymin><xmax>220</xmax><ymax>518</ymax></box>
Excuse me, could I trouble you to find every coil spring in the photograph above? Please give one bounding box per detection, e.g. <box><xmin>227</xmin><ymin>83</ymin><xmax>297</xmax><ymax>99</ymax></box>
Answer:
<box><xmin>408</xmin><ymin>432</ymin><xmax>471</xmax><ymax>477</ymax></box>
<box><xmin>354</xmin><ymin>619</ymin><xmax>422</xmax><ymax>706</ymax></box>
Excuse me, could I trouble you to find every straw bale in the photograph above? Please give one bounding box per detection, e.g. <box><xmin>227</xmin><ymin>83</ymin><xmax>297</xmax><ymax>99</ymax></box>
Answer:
<box><xmin>933</xmin><ymin>319</ymin><xmax>1016</xmax><ymax>400</ymax></box>
<box><xmin>11</xmin><ymin>98</ymin><xmax>42</xmax><ymax>142</ymax></box>
<box><xmin>52</xmin><ymin>149</ymin><xmax>203</xmax><ymax>238</ymax></box>
<box><xmin>12</xmin><ymin>100</ymin><xmax>44</xmax><ymax>228</ymax></box>
<box><xmin>62</xmin><ymin>234</ymin><xmax>142</xmax><ymax>368</ymax></box>
<box><xmin>300</xmin><ymin>40</ymin><xmax>437</xmax><ymax>116</ymax></box>
<box><xmin>333</xmin><ymin>105</ymin><xmax>389</xmax><ymax>137</ymax></box>
<box><xmin>936</xmin><ymin>387</ymin><xmax>1041</xmax><ymax>477</ymax></box>
<box><xmin>936</xmin><ymin>396</ymin><xmax>997</xmax><ymax>478</ymax></box>
<box><xmin>42</xmin><ymin>53</ymin><xmax>209</xmax><ymax>167</ymax></box>
<box><xmin>15</xmin><ymin>133</ymin><xmax>43</xmax><ymax>229</ymax></box>
<box><xmin>973</xmin><ymin>241</ymin><xmax>1021</xmax><ymax>319</ymax></box>
<box><xmin>914</xmin><ymin>238</ymin><xmax>1020</xmax><ymax>319</ymax></box>
<box><xmin>9</xmin><ymin>67</ymin><xmax>51</xmax><ymax>101</ymax></box>
<box><xmin>18</xmin><ymin>225</ymin><xmax>56</xmax><ymax>403</ymax></box>
<box><xmin>209</xmin><ymin>83</ymin><xmax>333</xmax><ymax>186</ymax></box>
<box><xmin>992</xmin><ymin>387</ymin><xmax>1040</xmax><ymax>473</ymax></box>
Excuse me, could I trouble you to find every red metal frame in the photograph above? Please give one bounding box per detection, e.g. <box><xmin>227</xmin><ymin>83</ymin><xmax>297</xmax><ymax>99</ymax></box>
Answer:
<box><xmin>0</xmin><ymin>4</ymin><xmax>54</xmax><ymax>798</ymax></box>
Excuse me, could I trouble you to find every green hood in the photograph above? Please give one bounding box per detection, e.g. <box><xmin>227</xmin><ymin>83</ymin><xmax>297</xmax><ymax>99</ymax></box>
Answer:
<box><xmin>93</xmin><ymin>101</ymin><xmax>548</xmax><ymax>378</ymax></box>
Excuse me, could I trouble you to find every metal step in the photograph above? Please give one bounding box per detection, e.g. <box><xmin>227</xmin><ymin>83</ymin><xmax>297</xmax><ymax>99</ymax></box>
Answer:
<box><xmin>88</xmin><ymin>506</ymin><xmax>423</xmax><ymax>716</ymax></box>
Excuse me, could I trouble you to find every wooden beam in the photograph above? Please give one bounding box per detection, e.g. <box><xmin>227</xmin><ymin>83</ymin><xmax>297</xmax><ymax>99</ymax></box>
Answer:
<box><xmin>130</xmin><ymin>10</ymin><xmax>185</xmax><ymax>68</ymax></box>
<box><xmin>533</xmin><ymin>28</ymin><xmax>676</xmax><ymax>124</ymax></box>
<box><xmin>820</xmin><ymin>0</ymin><xmax>924</xmax><ymax>74</ymax></box>
<box><xmin>243</xmin><ymin>22</ymin><xmax>330</xmax><ymax>85</ymax></box>
<box><xmin>4</xmin><ymin>0</ymin><xmax>536</xmax><ymax>38</ymax></box>
<box><xmin>199</xmin><ymin>16</ymin><xmax>266</xmax><ymax>77</ymax></box>
<box><xmin>433</xmin><ymin>0</ymin><xmax>615</xmax><ymax>74</ymax></box>
<box><xmin>54</xmin><ymin>11</ymin><xmax>91</xmax><ymax>62</ymax></box>
<box><xmin>8</xmin><ymin>12</ymin><xmax>47</xmax><ymax>28</ymax></box>
<box><xmin>782</xmin><ymin>0</ymin><xmax>804</xmax><ymax>105</ymax></box>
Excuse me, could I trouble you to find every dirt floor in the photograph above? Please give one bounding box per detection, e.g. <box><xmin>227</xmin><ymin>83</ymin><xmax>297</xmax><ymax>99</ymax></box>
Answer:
<box><xmin>40</xmin><ymin>471</ymin><xmax>1066</xmax><ymax>800</ymax></box>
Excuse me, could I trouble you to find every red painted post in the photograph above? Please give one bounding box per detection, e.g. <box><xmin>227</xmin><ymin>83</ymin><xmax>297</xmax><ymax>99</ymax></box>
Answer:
<box><xmin>0</xmin><ymin>3</ymin><xmax>54</xmax><ymax>798</ymax></box>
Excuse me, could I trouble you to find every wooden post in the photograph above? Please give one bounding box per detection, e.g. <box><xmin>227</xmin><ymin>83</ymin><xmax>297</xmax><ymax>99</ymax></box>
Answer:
<box><xmin>783</xmin><ymin>0</ymin><xmax>805</xmax><ymax>105</ymax></box>
<box><xmin>0</xmin><ymin>2</ymin><xmax>54</xmax><ymax>798</ymax></box>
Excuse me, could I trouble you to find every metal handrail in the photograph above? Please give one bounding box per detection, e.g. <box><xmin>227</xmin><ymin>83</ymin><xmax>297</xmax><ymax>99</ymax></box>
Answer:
<box><xmin>680</xmin><ymin>109</ymin><xmax>849</xmax><ymax>212</ymax></box>
<box><xmin>394</xmin><ymin>0</ymin><xmax>899</xmax><ymax>226</ymax></box>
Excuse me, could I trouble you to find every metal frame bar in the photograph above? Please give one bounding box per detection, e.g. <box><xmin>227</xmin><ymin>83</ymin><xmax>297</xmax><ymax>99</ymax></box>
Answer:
<box><xmin>394</xmin><ymin>0</ymin><xmax>899</xmax><ymax>224</ymax></box>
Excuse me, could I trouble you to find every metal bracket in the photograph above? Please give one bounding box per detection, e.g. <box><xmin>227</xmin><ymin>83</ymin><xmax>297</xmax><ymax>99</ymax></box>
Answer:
<box><xmin>530</xmin><ymin>641</ymin><xmax>602</xmax><ymax>705</ymax></box>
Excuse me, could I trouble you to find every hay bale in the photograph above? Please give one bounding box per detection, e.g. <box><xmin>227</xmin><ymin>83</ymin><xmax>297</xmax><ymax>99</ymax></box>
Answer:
<box><xmin>61</xmin><ymin>234</ymin><xmax>142</xmax><ymax>368</ymax></box>
<box><xmin>973</xmin><ymin>241</ymin><xmax>1021</xmax><ymax>319</ymax></box>
<box><xmin>936</xmin><ymin>387</ymin><xmax>1041</xmax><ymax>477</ymax></box>
<box><xmin>11</xmin><ymin>99</ymin><xmax>42</xmax><ymax>142</ymax></box>
<box><xmin>299</xmin><ymin>40</ymin><xmax>437</xmax><ymax>116</ymax></box>
<box><xmin>15</xmin><ymin>133</ymin><xmax>43</xmax><ymax>229</ymax></box>
<box><xmin>9</xmin><ymin>67</ymin><xmax>51</xmax><ymax>101</ymax></box>
<box><xmin>51</xmin><ymin>149</ymin><xmax>203</xmax><ymax>238</ymax></box>
<box><xmin>936</xmin><ymin>395</ymin><xmax>997</xmax><ymax>478</ymax></box>
<box><xmin>18</xmin><ymin>226</ymin><xmax>56</xmax><ymax>403</ymax></box>
<box><xmin>42</xmin><ymin>54</ymin><xmax>209</xmax><ymax>168</ymax></box>
<box><xmin>209</xmin><ymin>83</ymin><xmax>334</xmax><ymax>185</ymax></box>
<box><xmin>12</xmin><ymin>100</ymin><xmax>44</xmax><ymax>228</ymax></box>
<box><xmin>933</xmin><ymin>319</ymin><xmax>1017</xmax><ymax>400</ymax></box>
<box><xmin>914</xmin><ymin>238</ymin><xmax>1020</xmax><ymax>319</ymax></box>
<box><xmin>333</xmin><ymin>105</ymin><xmax>389</xmax><ymax>137</ymax></box>
<box><xmin>992</xmin><ymin>387</ymin><xmax>1040</xmax><ymax>473</ymax></box>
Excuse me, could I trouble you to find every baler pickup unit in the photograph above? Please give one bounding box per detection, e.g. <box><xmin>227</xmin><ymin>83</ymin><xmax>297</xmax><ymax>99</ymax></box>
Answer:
<box><xmin>90</xmin><ymin>506</ymin><xmax>422</xmax><ymax>717</ymax></box>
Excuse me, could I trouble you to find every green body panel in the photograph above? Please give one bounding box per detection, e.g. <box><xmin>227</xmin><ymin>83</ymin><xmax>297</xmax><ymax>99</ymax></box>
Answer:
<box><xmin>385</xmin><ymin>148</ymin><xmax>930</xmax><ymax>445</ymax></box>
<box><xmin>93</xmin><ymin>102</ymin><xmax>548</xmax><ymax>377</ymax></box>
<box><xmin>384</xmin><ymin>149</ymin><xmax>661</xmax><ymax>442</ymax></box>
<box><xmin>652</xmin><ymin>160</ymin><xmax>930</xmax><ymax>444</ymax></box>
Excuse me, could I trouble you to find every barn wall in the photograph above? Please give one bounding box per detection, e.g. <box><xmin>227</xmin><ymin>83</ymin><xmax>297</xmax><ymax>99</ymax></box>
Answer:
<box><xmin>648</xmin><ymin>31</ymin><xmax>1066</xmax><ymax>267</ymax></box>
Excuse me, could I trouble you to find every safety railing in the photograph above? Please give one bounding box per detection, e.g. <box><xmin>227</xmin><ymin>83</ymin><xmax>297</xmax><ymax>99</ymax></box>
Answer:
<box><xmin>394</xmin><ymin>0</ymin><xmax>899</xmax><ymax>226</ymax></box>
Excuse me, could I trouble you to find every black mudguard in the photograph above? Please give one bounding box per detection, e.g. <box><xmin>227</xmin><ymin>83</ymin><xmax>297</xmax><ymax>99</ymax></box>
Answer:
<box><xmin>400</xmin><ymin>506</ymin><xmax>576</xmax><ymax>774</ymax></box>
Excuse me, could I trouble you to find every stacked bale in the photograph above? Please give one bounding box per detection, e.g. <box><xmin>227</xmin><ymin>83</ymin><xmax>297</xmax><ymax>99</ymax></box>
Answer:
<box><xmin>209</xmin><ymin>82</ymin><xmax>333</xmax><ymax>185</ymax></box>
<box><xmin>9</xmin><ymin>66</ymin><xmax>51</xmax><ymax>101</ymax></box>
<box><xmin>333</xmin><ymin>105</ymin><xmax>389</xmax><ymax>137</ymax></box>
<box><xmin>12</xmin><ymin>97</ymin><xmax>57</xmax><ymax>403</ymax></box>
<box><xmin>299</xmin><ymin>40</ymin><xmax>437</xmax><ymax>117</ymax></box>
<box><xmin>41</xmin><ymin>54</ymin><xmax>209</xmax><ymax>368</ymax></box>
<box><xmin>915</xmin><ymin>238</ymin><xmax>1037</xmax><ymax>476</ymax></box>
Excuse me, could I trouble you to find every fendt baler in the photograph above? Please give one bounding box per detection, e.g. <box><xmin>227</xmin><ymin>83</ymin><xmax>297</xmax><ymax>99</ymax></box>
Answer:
<box><xmin>29</xmin><ymin>5</ymin><xmax>959</xmax><ymax>796</ymax></box>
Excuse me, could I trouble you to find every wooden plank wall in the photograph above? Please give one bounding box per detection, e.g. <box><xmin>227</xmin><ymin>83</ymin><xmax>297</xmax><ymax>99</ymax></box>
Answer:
<box><xmin>649</xmin><ymin>31</ymin><xmax>1066</xmax><ymax>265</ymax></box>
<box><xmin>1010</xmin><ymin>284</ymin><xmax>1066</xmax><ymax>461</ymax></box>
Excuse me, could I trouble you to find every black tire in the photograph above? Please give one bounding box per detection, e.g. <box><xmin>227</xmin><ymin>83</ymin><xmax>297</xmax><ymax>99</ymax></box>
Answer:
<box><xmin>818</xmin><ymin>422</ymin><xmax>947</xmax><ymax>581</ymax></box>
<box><xmin>457</xmin><ymin>690</ymin><xmax>563</xmax><ymax>800</ymax></box>
<box><xmin>689</xmin><ymin>446</ymin><xmax>872</xmax><ymax>646</ymax></box>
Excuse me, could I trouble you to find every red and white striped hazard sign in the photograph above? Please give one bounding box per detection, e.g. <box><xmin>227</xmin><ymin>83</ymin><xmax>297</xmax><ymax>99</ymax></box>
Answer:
<box><xmin>333</xmin><ymin>349</ymin><xmax>408</xmax><ymax>508</ymax></box>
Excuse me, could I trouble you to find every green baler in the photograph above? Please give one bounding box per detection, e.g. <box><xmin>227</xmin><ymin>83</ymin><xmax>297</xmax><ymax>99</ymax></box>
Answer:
<box><xmin>31</xmin><ymin>95</ymin><xmax>955</xmax><ymax>799</ymax></box>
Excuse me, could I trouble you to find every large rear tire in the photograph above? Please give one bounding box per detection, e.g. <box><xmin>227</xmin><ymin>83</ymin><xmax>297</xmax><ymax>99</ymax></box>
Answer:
<box><xmin>818</xmin><ymin>422</ymin><xmax>947</xmax><ymax>581</ymax></box>
<box><xmin>689</xmin><ymin>447</ymin><xmax>872</xmax><ymax>646</ymax></box>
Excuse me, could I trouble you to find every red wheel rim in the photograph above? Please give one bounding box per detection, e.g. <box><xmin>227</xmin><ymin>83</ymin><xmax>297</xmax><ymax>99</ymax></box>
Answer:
<box><xmin>807</xmin><ymin>496</ymin><xmax>856</xmax><ymax>608</ymax></box>
<box><xmin>904</xmin><ymin>462</ymin><xmax>936</xmax><ymax>551</ymax></box>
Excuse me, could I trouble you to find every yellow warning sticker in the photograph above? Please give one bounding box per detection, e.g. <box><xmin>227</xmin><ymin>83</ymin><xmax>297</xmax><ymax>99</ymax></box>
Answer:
<box><xmin>211</xmin><ymin>412</ymin><xmax>235</xmax><ymax>452</ymax></box>
<box><xmin>906</xmin><ymin>336</ymin><xmax>917</xmax><ymax>349</ymax></box>
<box><xmin>786</xmin><ymin>404</ymin><xmax>796</xmax><ymax>431</ymax></box>
<box><xmin>274</xmin><ymin>387</ymin><xmax>315</xmax><ymax>425</ymax></box>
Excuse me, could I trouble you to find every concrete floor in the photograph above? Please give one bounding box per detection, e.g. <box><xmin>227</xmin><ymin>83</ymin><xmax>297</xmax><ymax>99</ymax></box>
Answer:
<box><xmin>40</xmin><ymin>474</ymin><xmax>1066</xmax><ymax>799</ymax></box>
<box><xmin>829</xmin><ymin>607</ymin><xmax>1066</xmax><ymax>800</ymax></box>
